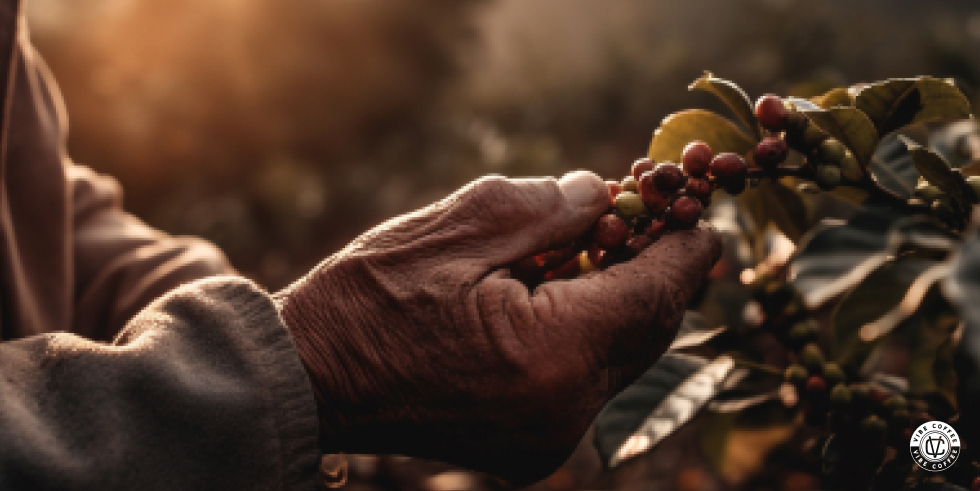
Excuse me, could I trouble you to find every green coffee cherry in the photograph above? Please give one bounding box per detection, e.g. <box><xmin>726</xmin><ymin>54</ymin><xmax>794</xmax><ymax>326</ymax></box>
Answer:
<box><xmin>797</xmin><ymin>182</ymin><xmax>821</xmax><ymax>194</ymax></box>
<box><xmin>816</xmin><ymin>138</ymin><xmax>846</xmax><ymax>164</ymax></box>
<box><xmin>814</xmin><ymin>165</ymin><xmax>842</xmax><ymax>190</ymax></box>
<box><xmin>614</xmin><ymin>191</ymin><xmax>646</xmax><ymax>217</ymax></box>
<box><xmin>801</xmin><ymin>343</ymin><xmax>824</xmax><ymax>374</ymax></box>
<box><xmin>784</xmin><ymin>364</ymin><xmax>809</xmax><ymax>386</ymax></box>
<box><xmin>839</xmin><ymin>152</ymin><xmax>863</xmax><ymax>181</ymax></box>
<box><xmin>883</xmin><ymin>394</ymin><xmax>907</xmax><ymax>411</ymax></box>
<box><xmin>915</xmin><ymin>183</ymin><xmax>944</xmax><ymax>201</ymax></box>
<box><xmin>830</xmin><ymin>384</ymin><xmax>851</xmax><ymax>408</ymax></box>
<box><xmin>621</xmin><ymin>176</ymin><xmax>639</xmax><ymax>194</ymax></box>
<box><xmin>860</xmin><ymin>415</ymin><xmax>887</xmax><ymax>440</ymax></box>
<box><xmin>823</xmin><ymin>363</ymin><xmax>845</xmax><ymax>388</ymax></box>
<box><xmin>788</xmin><ymin>320</ymin><xmax>818</xmax><ymax>343</ymax></box>
<box><xmin>967</xmin><ymin>175</ymin><xmax>980</xmax><ymax>197</ymax></box>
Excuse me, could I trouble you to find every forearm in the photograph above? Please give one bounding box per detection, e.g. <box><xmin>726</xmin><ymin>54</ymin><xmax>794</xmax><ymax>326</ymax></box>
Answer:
<box><xmin>0</xmin><ymin>277</ymin><xmax>320</xmax><ymax>491</ymax></box>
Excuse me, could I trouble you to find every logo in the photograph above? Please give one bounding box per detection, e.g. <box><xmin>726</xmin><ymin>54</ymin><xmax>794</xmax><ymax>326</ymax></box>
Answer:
<box><xmin>910</xmin><ymin>421</ymin><xmax>960</xmax><ymax>471</ymax></box>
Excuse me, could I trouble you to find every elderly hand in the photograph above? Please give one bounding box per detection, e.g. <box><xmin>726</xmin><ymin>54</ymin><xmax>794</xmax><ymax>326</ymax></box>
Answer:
<box><xmin>275</xmin><ymin>171</ymin><xmax>721</xmax><ymax>484</ymax></box>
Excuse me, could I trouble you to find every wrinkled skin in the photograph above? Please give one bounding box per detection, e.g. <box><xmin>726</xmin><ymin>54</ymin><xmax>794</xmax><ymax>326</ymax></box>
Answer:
<box><xmin>275</xmin><ymin>171</ymin><xmax>721</xmax><ymax>484</ymax></box>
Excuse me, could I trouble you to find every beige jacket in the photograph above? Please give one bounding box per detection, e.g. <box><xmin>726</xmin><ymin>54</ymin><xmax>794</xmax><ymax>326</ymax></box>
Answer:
<box><xmin>0</xmin><ymin>1</ymin><xmax>321</xmax><ymax>489</ymax></box>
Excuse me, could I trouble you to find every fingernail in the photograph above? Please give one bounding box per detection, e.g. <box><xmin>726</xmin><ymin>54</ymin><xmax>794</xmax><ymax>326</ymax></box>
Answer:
<box><xmin>558</xmin><ymin>171</ymin><xmax>603</xmax><ymax>209</ymax></box>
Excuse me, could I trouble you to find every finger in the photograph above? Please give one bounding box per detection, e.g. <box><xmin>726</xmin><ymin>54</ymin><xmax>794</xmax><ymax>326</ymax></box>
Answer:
<box><xmin>444</xmin><ymin>171</ymin><xmax>610</xmax><ymax>268</ymax></box>
<box><xmin>531</xmin><ymin>225</ymin><xmax>722</xmax><ymax>374</ymax></box>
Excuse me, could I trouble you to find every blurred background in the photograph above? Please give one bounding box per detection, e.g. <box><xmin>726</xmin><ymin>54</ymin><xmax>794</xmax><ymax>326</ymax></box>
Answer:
<box><xmin>26</xmin><ymin>0</ymin><xmax>980</xmax><ymax>289</ymax></box>
<box><xmin>23</xmin><ymin>1</ymin><xmax>980</xmax><ymax>490</ymax></box>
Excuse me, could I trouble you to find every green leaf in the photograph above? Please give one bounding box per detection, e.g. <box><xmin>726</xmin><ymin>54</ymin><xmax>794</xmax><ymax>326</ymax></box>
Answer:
<box><xmin>832</xmin><ymin>257</ymin><xmax>937</xmax><ymax>367</ymax></box>
<box><xmin>855</xmin><ymin>77</ymin><xmax>972</xmax><ymax>137</ymax></box>
<box><xmin>943</xmin><ymin>218</ymin><xmax>980</xmax><ymax>444</ymax></box>
<box><xmin>810</xmin><ymin>87</ymin><xmax>854</xmax><ymax>109</ymax></box>
<box><xmin>689</xmin><ymin>72</ymin><xmax>762</xmax><ymax>139</ymax></box>
<box><xmin>900</xmin><ymin>136</ymin><xmax>980</xmax><ymax>213</ymax></box>
<box><xmin>597</xmin><ymin>355</ymin><xmax>735</xmax><ymax>467</ymax></box>
<box><xmin>802</xmin><ymin>107</ymin><xmax>879</xmax><ymax>167</ymax></box>
<box><xmin>736</xmin><ymin>178</ymin><xmax>809</xmax><ymax>243</ymax></box>
<box><xmin>648</xmin><ymin>109</ymin><xmax>755</xmax><ymax>163</ymax></box>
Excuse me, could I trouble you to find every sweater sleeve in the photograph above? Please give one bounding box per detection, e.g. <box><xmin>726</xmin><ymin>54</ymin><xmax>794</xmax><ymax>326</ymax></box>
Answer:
<box><xmin>0</xmin><ymin>277</ymin><xmax>322</xmax><ymax>491</ymax></box>
<box><xmin>69</xmin><ymin>164</ymin><xmax>237</xmax><ymax>341</ymax></box>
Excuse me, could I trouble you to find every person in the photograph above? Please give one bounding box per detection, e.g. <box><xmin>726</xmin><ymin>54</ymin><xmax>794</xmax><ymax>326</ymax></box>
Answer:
<box><xmin>0</xmin><ymin>2</ymin><xmax>721</xmax><ymax>490</ymax></box>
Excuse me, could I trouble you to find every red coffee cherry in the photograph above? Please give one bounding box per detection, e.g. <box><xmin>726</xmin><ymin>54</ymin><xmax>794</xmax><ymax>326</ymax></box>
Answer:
<box><xmin>653</xmin><ymin>162</ymin><xmax>687</xmax><ymax>192</ymax></box>
<box><xmin>754</xmin><ymin>137</ymin><xmax>789</xmax><ymax>169</ymax></box>
<box><xmin>630</xmin><ymin>158</ymin><xmax>656</xmax><ymax>180</ymax></box>
<box><xmin>594</xmin><ymin>214</ymin><xmax>630</xmax><ymax>250</ymax></box>
<box><xmin>709</xmin><ymin>153</ymin><xmax>748</xmax><ymax>182</ymax></box>
<box><xmin>639</xmin><ymin>171</ymin><xmax>670</xmax><ymax>213</ymax></box>
<box><xmin>755</xmin><ymin>94</ymin><xmax>788</xmax><ymax>131</ymax></box>
<box><xmin>644</xmin><ymin>219</ymin><xmax>667</xmax><ymax>240</ymax></box>
<box><xmin>669</xmin><ymin>196</ymin><xmax>703</xmax><ymax>229</ymax></box>
<box><xmin>684</xmin><ymin>178</ymin><xmax>712</xmax><ymax>203</ymax></box>
<box><xmin>605</xmin><ymin>181</ymin><xmax>623</xmax><ymax>205</ymax></box>
<box><xmin>805</xmin><ymin>376</ymin><xmax>827</xmax><ymax>394</ymax></box>
<box><xmin>681</xmin><ymin>141</ymin><xmax>713</xmax><ymax>178</ymax></box>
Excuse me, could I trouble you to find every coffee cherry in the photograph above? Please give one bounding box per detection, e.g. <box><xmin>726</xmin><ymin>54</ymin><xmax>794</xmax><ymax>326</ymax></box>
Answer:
<box><xmin>788</xmin><ymin>320</ymin><xmax>818</xmax><ymax>344</ymax></box>
<box><xmin>860</xmin><ymin>415</ymin><xmax>887</xmax><ymax>440</ymax></box>
<box><xmin>815</xmin><ymin>138</ymin><xmax>846</xmax><ymax>164</ymax></box>
<box><xmin>630</xmin><ymin>158</ymin><xmax>656</xmax><ymax>180</ymax></box>
<box><xmin>621</xmin><ymin>176</ymin><xmax>639</xmax><ymax>194</ymax></box>
<box><xmin>653</xmin><ymin>163</ymin><xmax>687</xmax><ymax>192</ymax></box>
<box><xmin>915</xmin><ymin>182</ymin><xmax>943</xmax><ymax>201</ymax></box>
<box><xmin>801</xmin><ymin>343</ymin><xmax>824</xmax><ymax>374</ymax></box>
<box><xmin>968</xmin><ymin>175</ymin><xmax>980</xmax><ymax>197</ymax></box>
<box><xmin>823</xmin><ymin>363</ymin><xmax>845</xmax><ymax>388</ymax></box>
<box><xmin>681</xmin><ymin>141</ymin><xmax>713</xmax><ymax>178</ymax></box>
<box><xmin>669</xmin><ymin>196</ymin><xmax>703</xmax><ymax>229</ymax></box>
<box><xmin>830</xmin><ymin>384</ymin><xmax>851</xmax><ymax>408</ymax></box>
<box><xmin>805</xmin><ymin>375</ymin><xmax>827</xmax><ymax>394</ymax></box>
<box><xmin>606</xmin><ymin>181</ymin><xmax>623</xmax><ymax>205</ymax></box>
<box><xmin>813</xmin><ymin>165</ymin><xmax>841</xmax><ymax>191</ymax></box>
<box><xmin>638</xmin><ymin>171</ymin><xmax>671</xmax><ymax>213</ymax></box>
<box><xmin>972</xmin><ymin>475</ymin><xmax>980</xmax><ymax>491</ymax></box>
<box><xmin>883</xmin><ymin>394</ymin><xmax>907</xmax><ymax>411</ymax></box>
<box><xmin>839</xmin><ymin>151</ymin><xmax>863</xmax><ymax>181</ymax></box>
<box><xmin>785</xmin><ymin>364</ymin><xmax>808</xmax><ymax>385</ymax></box>
<box><xmin>644</xmin><ymin>219</ymin><xmax>667</xmax><ymax>240</ymax></box>
<box><xmin>625</xmin><ymin>234</ymin><xmax>653</xmax><ymax>256</ymax></box>
<box><xmin>615</xmin><ymin>191</ymin><xmax>646</xmax><ymax>217</ymax></box>
<box><xmin>754</xmin><ymin>137</ymin><xmax>789</xmax><ymax>169</ymax></box>
<box><xmin>755</xmin><ymin>94</ymin><xmax>788</xmax><ymax>131</ymax></box>
<box><xmin>709</xmin><ymin>153</ymin><xmax>748</xmax><ymax>182</ymax></box>
<box><xmin>684</xmin><ymin>177</ymin><xmax>712</xmax><ymax>203</ymax></box>
<box><xmin>594</xmin><ymin>214</ymin><xmax>630</xmax><ymax>250</ymax></box>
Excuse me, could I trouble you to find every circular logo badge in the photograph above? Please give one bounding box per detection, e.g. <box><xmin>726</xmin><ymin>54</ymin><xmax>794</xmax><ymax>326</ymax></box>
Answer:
<box><xmin>909</xmin><ymin>421</ymin><xmax>961</xmax><ymax>471</ymax></box>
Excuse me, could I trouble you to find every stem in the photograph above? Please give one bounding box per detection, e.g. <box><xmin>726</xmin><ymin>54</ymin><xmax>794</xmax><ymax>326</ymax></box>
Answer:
<box><xmin>733</xmin><ymin>358</ymin><xmax>783</xmax><ymax>376</ymax></box>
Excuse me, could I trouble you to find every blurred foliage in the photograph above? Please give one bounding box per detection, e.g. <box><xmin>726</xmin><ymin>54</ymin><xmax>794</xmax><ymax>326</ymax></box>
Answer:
<box><xmin>26</xmin><ymin>0</ymin><xmax>980</xmax><ymax>289</ymax></box>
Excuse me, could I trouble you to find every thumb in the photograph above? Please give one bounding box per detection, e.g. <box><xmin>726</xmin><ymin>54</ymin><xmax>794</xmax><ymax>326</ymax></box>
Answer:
<box><xmin>461</xmin><ymin>171</ymin><xmax>610</xmax><ymax>269</ymax></box>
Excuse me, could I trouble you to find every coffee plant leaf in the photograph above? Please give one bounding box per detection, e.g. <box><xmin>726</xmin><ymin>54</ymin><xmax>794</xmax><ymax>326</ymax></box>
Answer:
<box><xmin>869</xmin><ymin>132</ymin><xmax>922</xmax><ymax>199</ymax></box>
<box><xmin>855</xmin><ymin>77</ymin><xmax>972</xmax><ymax>138</ymax></box>
<box><xmin>689</xmin><ymin>72</ymin><xmax>761</xmax><ymax>139</ymax></box>
<box><xmin>802</xmin><ymin>107</ymin><xmax>879</xmax><ymax>167</ymax></box>
<box><xmin>791</xmin><ymin>206</ymin><xmax>901</xmax><ymax>308</ymax></box>
<box><xmin>670</xmin><ymin>311</ymin><xmax>727</xmax><ymax>351</ymax></box>
<box><xmin>901</xmin><ymin>135</ymin><xmax>980</xmax><ymax>214</ymax></box>
<box><xmin>784</xmin><ymin>97</ymin><xmax>820</xmax><ymax>112</ymax></box>
<box><xmin>648</xmin><ymin>109</ymin><xmax>755</xmax><ymax>163</ymax></box>
<box><xmin>942</xmin><ymin>214</ymin><xmax>980</xmax><ymax>445</ymax></box>
<box><xmin>832</xmin><ymin>256</ymin><xmax>938</xmax><ymax>368</ymax></box>
<box><xmin>906</xmin><ymin>302</ymin><xmax>958</xmax><ymax>402</ymax></box>
<box><xmin>597</xmin><ymin>355</ymin><xmax>736</xmax><ymax>467</ymax></box>
<box><xmin>736</xmin><ymin>178</ymin><xmax>809</xmax><ymax>243</ymax></box>
<box><xmin>810</xmin><ymin>87</ymin><xmax>854</xmax><ymax>109</ymax></box>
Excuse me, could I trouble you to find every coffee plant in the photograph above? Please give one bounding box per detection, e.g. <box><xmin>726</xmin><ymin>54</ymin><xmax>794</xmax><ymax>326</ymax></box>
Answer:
<box><xmin>522</xmin><ymin>73</ymin><xmax>980</xmax><ymax>491</ymax></box>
